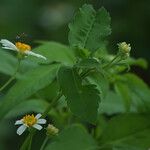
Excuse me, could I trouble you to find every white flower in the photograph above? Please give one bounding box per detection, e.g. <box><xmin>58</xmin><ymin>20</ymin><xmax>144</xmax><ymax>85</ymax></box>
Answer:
<box><xmin>0</xmin><ymin>39</ymin><xmax>46</xmax><ymax>60</ymax></box>
<box><xmin>15</xmin><ymin>113</ymin><xmax>46</xmax><ymax>135</ymax></box>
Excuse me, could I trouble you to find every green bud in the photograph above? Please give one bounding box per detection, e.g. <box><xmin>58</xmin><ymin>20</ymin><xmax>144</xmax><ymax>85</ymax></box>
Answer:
<box><xmin>46</xmin><ymin>124</ymin><xmax>59</xmax><ymax>136</ymax></box>
<box><xmin>117</xmin><ymin>42</ymin><xmax>131</xmax><ymax>59</ymax></box>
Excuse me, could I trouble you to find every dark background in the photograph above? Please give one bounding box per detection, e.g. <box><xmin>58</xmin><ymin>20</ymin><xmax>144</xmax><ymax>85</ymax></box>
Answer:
<box><xmin>0</xmin><ymin>0</ymin><xmax>149</xmax><ymax>84</ymax></box>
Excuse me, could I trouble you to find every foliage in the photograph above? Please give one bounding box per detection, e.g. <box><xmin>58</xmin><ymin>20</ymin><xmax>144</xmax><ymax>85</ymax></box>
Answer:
<box><xmin>0</xmin><ymin>3</ymin><xmax>150</xmax><ymax>150</ymax></box>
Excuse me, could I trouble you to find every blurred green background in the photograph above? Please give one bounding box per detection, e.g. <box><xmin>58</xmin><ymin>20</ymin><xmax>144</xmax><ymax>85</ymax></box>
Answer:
<box><xmin>0</xmin><ymin>0</ymin><xmax>149</xmax><ymax>79</ymax></box>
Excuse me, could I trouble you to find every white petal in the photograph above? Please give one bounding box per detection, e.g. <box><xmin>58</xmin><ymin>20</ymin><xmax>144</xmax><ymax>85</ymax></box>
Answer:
<box><xmin>15</xmin><ymin>119</ymin><xmax>23</xmax><ymax>125</ymax></box>
<box><xmin>33</xmin><ymin>124</ymin><xmax>43</xmax><ymax>130</ymax></box>
<box><xmin>16</xmin><ymin>125</ymin><xmax>27</xmax><ymax>135</ymax></box>
<box><xmin>2</xmin><ymin>46</ymin><xmax>17</xmax><ymax>51</ymax></box>
<box><xmin>0</xmin><ymin>39</ymin><xmax>18</xmax><ymax>51</ymax></box>
<box><xmin>37</xmin><ymin>119</ymin><xmax>46</xmax><ymax>124</ymax></box>
<box><xmin>35</xmin><ymin>113</ymin><xmax>42</xmax><ymax>119</ymax></box>
<box><xmin>25</xmin><ymin>51</ymin><xmax>46</xmax><ymax>60</ymax></box>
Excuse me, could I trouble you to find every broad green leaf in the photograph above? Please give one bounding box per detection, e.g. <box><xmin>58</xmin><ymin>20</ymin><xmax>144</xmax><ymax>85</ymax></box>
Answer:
<box><xmin>99</xmin><ymin>91</ymin><xmax>126</xmax><ymax>115</ymax></box>
<box><xmin>117</xmin><ymin>73</ymin><xmax>150</xmax><ymax>112</ymax></box>
<box><xmin>0</xmin><ymin>64</ymin><xmax>59</xmax><ymax>119</ymax></box>
<box><xmin>0</xmin><ymin>49</ymin><xmax>17</xmax><ymax>76</ymax></box>
<box><xmin>114</xmin><ymin>82</ymin><xmax>132</xmax><ymax>112</ymax></box>
<box><xmin>5</xmin><ymin>99</ymin><xmax>49</xmax><ymax>118</ymax></box>
<box><xmin>58</xmin><ymin>66</ymin><xmax>100</xmax><ymax>123</ymax></box>
<box><xmin>69</xmin><ymin>4</ymin><xmax>111</xmax><ymax>51</ymax></box>
<box><xmin>45</xmin><ymin>124</ymin><xmax>98</xmax><ymax>150</ymax></box>
<box><xmin>0</xmin><ymin>48</ymin><xmax>39</xmax><ymax>78</ymax></box>
<box><xmin>27</xmin><ymin>41</ymin><xmax>76</xmax><ymax>65</ymax></box>
<box><xmin>99</xmin><ymin>114</ymin><xmax>150</xmax><ymax>149</ymax></box>
<box><xmin>37</xmin><ymin>79</ymin><xmax>60</xmax><ymax>101</ymax></box>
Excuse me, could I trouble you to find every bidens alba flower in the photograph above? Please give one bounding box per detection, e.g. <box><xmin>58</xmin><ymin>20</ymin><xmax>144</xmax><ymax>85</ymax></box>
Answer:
<box><xmin>0</xmin><ymin>39</ymin><xmax>46</xmax><ymax>60</ymax></box>
<box><xmin>15</xmin><ymin>113</ymin><xmax>46</xmax><ymax>135</ymax></box>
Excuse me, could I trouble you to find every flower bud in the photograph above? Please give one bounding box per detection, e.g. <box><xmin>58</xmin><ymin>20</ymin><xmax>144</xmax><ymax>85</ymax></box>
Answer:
<box><xmin>117</xmin><ymin>42</ymin><xmax>131</xmax><ymax>59</ymax></box>
<box><xmin>46</xmin><ymin>124</ymin><xmax>59</xmax><ymax>136</ymax></box>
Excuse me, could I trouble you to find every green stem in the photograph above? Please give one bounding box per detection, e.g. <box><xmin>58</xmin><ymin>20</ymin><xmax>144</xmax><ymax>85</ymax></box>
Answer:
<box><xmin>80</xmin><ymin>68</ymin><xmax>95</xmax><ymax>79</ymax></box>
<box><xmin>0</xmin><ymin>59</ymin><xmax>21</xmax><ymax>92</ymax></box>
<box><xmin>20</xmin><ymin>134</ymin><xmax>30</xmax><ymax>150</ymax></box>
<box><xmin>40</xmin><ymin>136</ymin><xmax>49</xmax><ymax>150</ymax></box>
<box><xmin>103</xmin><ymin>55</ymin><xmax>120</xmax><ymax>69</ymax></box>
<box><xmin>28</xmin><ymin>132</ymin><xmax>33</xmax><ymax>150</ymax></box>
<box><xmin>42</xmin><ymin>91</ymin><xmax>62</xmax><ymax>118</ymax></box>
<box><xmin>20</xmin><ymin>130</ymin><xmax>35</xmax><ymax>150</ymax></box>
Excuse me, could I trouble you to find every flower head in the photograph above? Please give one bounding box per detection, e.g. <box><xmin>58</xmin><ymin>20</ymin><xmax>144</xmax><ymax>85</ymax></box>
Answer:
<box><xmin>46</xmin><ymin>124</ymin><xmax>59</xmax><ymax>136</ymax></box>
<box><xmin>15</xmin><ymin>113</ymin><xmax>46</xmax><ymax>135</ymax></box>
<box><xmin>117</xmin><ymin>42</ymin><xmax>131</xmax><ymax>59</ymax></box>
<box><xmin>0</xmin><ymin>39</ymin><xmax>46</xmax><ymax>60</ymax></box>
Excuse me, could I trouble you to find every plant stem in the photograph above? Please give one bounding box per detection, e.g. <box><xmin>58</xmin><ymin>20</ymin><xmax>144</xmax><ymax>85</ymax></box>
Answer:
<box><xmin>40</xmin><ymin>136</ymin><xmax>49</xmax><ymax>150</ymax></box>
<box><xmin>28</xmin><ymin>132</ymin><xmax>34</xmax><ymax>150</ymax></box>
<box><xmin>0</xmin><ymin>59</ymin><xmax>21</xmax><ymax>92</ymax></box>
<box><xmin>42</xmin><ymin>91</ymin><xmax>62</xmax><ymax>118</ymax></box>
<box><xmin>80</xmin><ymin>68</ymin><xmax>96</xmax><ymax>79</ymax></box>
<box><xmin>103</xmin><ymin>55</ymin><xmax>119</xmax><ymax>69</ymax></box>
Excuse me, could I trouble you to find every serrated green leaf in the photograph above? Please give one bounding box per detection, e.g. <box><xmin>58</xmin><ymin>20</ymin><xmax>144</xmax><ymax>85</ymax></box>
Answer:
<box><xmin>75</xmin><ymin>58</ymin><xmax>100</xmax><ymax>69</ymax></box>
<box><xmin>69</xmin><ymin>4</ymin><xmax>111</xmax><ymax>51</ymax></box>
<box><xmin>58</xmin><ymin>66</ymin><xmax>100</xmax><ymax>123</ymax></box>
<box><xmin>88</xmin><ymin>72</ymin><xmax>109</xmax><ymax>100</ymax></box>
<box><xmin>99</xmin><ymin>114</ymin><xmax>150</xmax><ymax>150</ymax></box>
<box><xmin>45</xmin><ymin>124</ymin><xmax>98</xmax><ymax>150</ymax></box>
<box><xmin>0</xmin><ymin>64</ymin><xmax>59</xmax><ymax>119</ymax></box>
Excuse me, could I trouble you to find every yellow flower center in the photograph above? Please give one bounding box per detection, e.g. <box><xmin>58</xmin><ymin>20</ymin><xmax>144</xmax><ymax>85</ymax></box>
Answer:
<box><xmin>23</xmin><ymin>114</ymin><xmax>37</xmax><ymax>127</ymax></box>
<box><xmin>15</xmin><ymin>42</ymin><xmax>31</xmax><ymax>53</ymax></box>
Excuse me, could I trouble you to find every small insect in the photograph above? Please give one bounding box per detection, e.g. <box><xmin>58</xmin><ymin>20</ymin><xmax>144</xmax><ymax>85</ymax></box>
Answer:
<box><xmin>16</xmin><ymin>32</ymin><xmax>27</xmax><ymax>40</ymax></box>
<box><xmin>15</xmin><ymin>33</ymin><xmax>29</xmax><ymax>43</ymax></box>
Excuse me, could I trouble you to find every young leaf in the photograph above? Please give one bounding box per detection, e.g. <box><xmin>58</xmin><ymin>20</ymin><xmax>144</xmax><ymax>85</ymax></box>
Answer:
<box><xmin>0</xmin><ymin>64</ymin><xmax>60</xmax><ymax>119</ymax></box>
<box><xmin>58</xmin><ymin>66</ymin><xmax>100</xmax><ymax>123</ymax></box>
<box><xmin>69</xmin><ymin>4</ymin><xmax>111</xmax><ymax>52</ymax></box>
<box><xmin>45</xmin><ymin>124</ymin><xmax>97</xmax><ymax>150</ymax></box>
